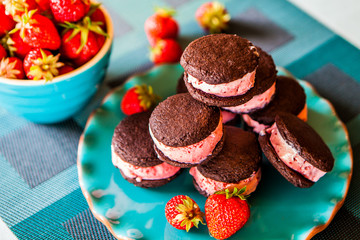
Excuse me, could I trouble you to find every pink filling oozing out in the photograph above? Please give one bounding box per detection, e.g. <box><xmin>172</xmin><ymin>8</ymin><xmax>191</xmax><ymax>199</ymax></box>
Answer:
<box><xmin>189</xmin><ymin>167</ymin><xmax>261</xmax><ymax>196</ymax></box>
<box><xmin>150</xmin><ymin>118</ymin><xmax>223</xmax><ymax>164</ymax></box>
<box><xmin>187</xmin><ymin>70</ymin><xmax>256</xmax><ymax>97</ymax></box>
<box><xmin>111</xmin><ymin>148</ymin><xmax>181</xmax><ymax>182</ymax></box>
<box><xmin>268</xmin><ymin>124</ymin><xmax>326</xmax><ymax>182</ymax></box>
<box><xmin>223</xmin><ymin>82</ymin><xmax>276</xmax><ymax>113</ymax></box>
<box><xmin>242</xmin><ymin>114</ymin><xmax>270</xmax><ymax>133</ymax></box>
<box><xmin>243</xmin><ymin>104</ymin><xmax>308</xmax><ymax>133</ymax></box>
<box><xmin>221</xmin><ymin>110</ymin><xmax>237</xmax><ymax>124</ymax></box>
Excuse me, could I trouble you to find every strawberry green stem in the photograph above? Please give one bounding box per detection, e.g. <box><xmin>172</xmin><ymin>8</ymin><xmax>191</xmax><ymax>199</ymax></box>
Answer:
<box><xmin>60</xmin><ymin>16</ymin><xmax>109</xmax><ymax>54</ymax></box>
<box><xmin>215</xmin><ymin>187</ymin><xmax>248</xmax><ymax>200</ymax></box>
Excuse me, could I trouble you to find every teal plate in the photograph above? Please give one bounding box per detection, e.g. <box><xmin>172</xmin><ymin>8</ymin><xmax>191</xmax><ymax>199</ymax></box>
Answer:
<box><xmin>77</xmin><ymin>64</ymin><xmax>353</xmax><ymax>240</ymax></box>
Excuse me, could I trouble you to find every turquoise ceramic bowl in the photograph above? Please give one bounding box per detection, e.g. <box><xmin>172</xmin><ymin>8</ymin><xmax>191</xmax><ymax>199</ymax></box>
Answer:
<box><xmin>0</xmin><ymin>6</ymin><xmax>113</xmax><ymax>124</ymax></box>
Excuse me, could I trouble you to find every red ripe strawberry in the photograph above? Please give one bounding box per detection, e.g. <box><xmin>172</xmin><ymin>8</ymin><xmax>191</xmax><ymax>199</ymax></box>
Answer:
<box><xmin>205</xmin><ymin>187</ymin><xmax>250</xmax><ymax>240</ymax></box>
<box><xmin>195</xmin><ymin>1</ymin><xmax>231</xmax><ymax>34</ymax></box>
<box><xmin>58</xmin><ymin>64</ymin><xmax>74</xmax><ymax>75</ymax></box>
<box><xmin>89</xmin><ymin>7</ymin><xmax>106</xmax><ymax>30</ymax></box>
<box><xmin>2</xmin><ymin>0</ymin><xmax>38</xmax><ymax>17</ymax></box>
<box><xmin>0</xmin><ymin>4</ymin><xmax>16</xmax><ymax>37</ymax></box>
<box><xmin>23</xmin><ymin>48</ymin><xmax>64</xmax><ymax>81</ymax></box>
<box><xmin>35</xmin><ymin>0</ymin><xmax>50</xmax><ymax>12</ymax></box>
<box><xmin>121</xmin><ymin>85</ymin><xmax>160</xmax><ymax>116</ymax></box>
<box><xmin>50</xmin><ymin>0</ymin><xmax>90</xmax><ymax>23</ymax></box>
<box><xmin>165</xmin><ymin>195</ymin><xmax>205</xmax><ymax>232</ymax></box>
<box><xmin>61</xmin><ymin>30</ymin><xmax>103</xmax><ymax>67</ymax></box>
<box><xmin>12</xmin><ymin>10</ymin><xmax>61</xmax><ymax>50</ymax></box>
<box><xmin>60</xmin><ymin>16</ymin><xmax>108</xmax><ymax>66</ymax></box>
<box><xmin>0</xmin><ymin>45</ymin><xmax>7</xmax><ymax>60</ymax></box>
<box><xmin>150</xmin><ymin>39</ymin><xmax>182</xmax><ymax>64</ymax></box>
<box><xmin>0</xmin><ymin>57</ymin><xmax>25</xmax><ymax>79</ymax></box>
<box><xmin>144</xmin><ymin>7</ymin><xmax>179</xmax><ymax>46</ymax></box>
<box><xmin>2</xmin><ymin>31</ymin><xmax>34</xmax><ymax>59</ymax></box>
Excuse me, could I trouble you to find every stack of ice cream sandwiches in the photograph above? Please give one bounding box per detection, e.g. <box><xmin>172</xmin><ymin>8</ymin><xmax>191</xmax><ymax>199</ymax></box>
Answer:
<box><xmin>111</xmin><ymin>33</ymin><xmax>334</xmax><ymax>194</ymax></box>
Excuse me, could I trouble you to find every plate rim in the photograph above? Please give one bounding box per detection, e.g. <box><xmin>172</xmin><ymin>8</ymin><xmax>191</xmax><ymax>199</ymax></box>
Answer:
<box><xmin>77</xmin><ymin>64</ymin><xmax>353</xmax><ymax>240</ymax></box>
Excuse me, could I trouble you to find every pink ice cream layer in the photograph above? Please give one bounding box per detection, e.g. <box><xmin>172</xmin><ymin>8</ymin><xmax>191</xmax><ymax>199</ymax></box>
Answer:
<box><xmin>268</xmin><ymin>124</ymin><xmax>326</xmax><ymax>182</ymax></box>
<box><xmin>242</xmin><ymin>104</ymin><xmax>308</xmax><ymax>133</ymax></box>
<box><xmin>242</xmin><ymin>114</ymin><xmax>270</xmax><ymax>133</ymax></box>
<box><xmin>111</xmin><ymin>148</ymin><xmax>181</xmax><ymax>182</ymax></box>
<box><xmin>189</xmin><ymin>167</ymin><xmax>261</xmax><ymax>196</ymax></box>
<box><xmin>223</xmin><ymin>82</ymin><xmax>276</xmax><ymax>113</ymax></box>
<box><xmin>187</xmin><ymin>70</ymin><xmax>256</xmax><ymax>97</ymax></box>
<box><xmin>221</xmin><ymin>110</ymin><xmax>237</xmax><ymax>124</ymax></box>
<box><xmin>150</xmin><ymin>118</ymin><xmax>223</xmax><ymax>164</ymax></box>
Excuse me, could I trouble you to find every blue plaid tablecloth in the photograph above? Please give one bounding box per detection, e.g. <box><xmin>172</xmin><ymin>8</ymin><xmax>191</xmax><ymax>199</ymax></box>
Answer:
<box><xmin>1</xmin><ymin>0</ymin><xmax>359</xmax><ymax>239</ymax></box>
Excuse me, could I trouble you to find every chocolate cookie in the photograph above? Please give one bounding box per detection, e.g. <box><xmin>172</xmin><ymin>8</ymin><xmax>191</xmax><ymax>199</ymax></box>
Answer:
<box><xmin>183</xmin><ymin>47</ymin><xmax>276</xmax><ymax>107</ymax></box>
<box><xmin>197</xmin><ymin>126</ymin><xmax>261</xmax><ymax>182</ymax></box>
<box><xmin>149</xmin><ymin>93</ymin><xmax>224</xmax><ymax>167</ymax></box>
<box><xmin>259</xmin><ymin>113</ymin><xmax>334</xmax><ymax>188</ymax></box>
<box><xmin>180</xmin><ymin>34</ymin><xmax>259</xmax><ymax>84</ymax></box>
<box><xmin>111</xmin><ymin>112</ymin><xmax>182</xmax><ymax>188</ymax></box>
<box><xmin>112</xmin><ymin>111</ymin><xmax>162</xmax><ymax>167</ymax></box>
<box><xmin>149</xmin><ymin>93</ymin><xmax>221</xmax><ymax>147</ymax></box>
<box><xmin>190</xmin><ymin>126</ymin><xmax>262</xmax><ymax>197</ymax></box>
<box><xmin>248</xmin><ymin>76</ymin><xmax>306</xmax><ymax>125</ymax></box>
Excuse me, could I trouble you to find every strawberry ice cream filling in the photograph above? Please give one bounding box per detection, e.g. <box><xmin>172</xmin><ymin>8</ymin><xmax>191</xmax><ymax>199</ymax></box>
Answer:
<box><xmin>150</xmin><ymin>118</ymin><xmax>223</xmax><ymax>164</ymax></box>
<box><xmin>111</xmin><ymin>148</ymin><xmax>181</xmax><ymax>182</ymax></box>
<box><xmin>187</xmin><ymin>70</ymin><xmax>256</xmax><ymax>97</ymax></box>
<box><xmin>242</xmin><ymin>114</ymin><xmax>270</xmax><ymax>133</ymax></box>
<box><xmin>242</xmin><ymin>104</ymin><xmax>308</xmax><ymax>133</ymax></box>
<box><xmin>189</xmin><ymin>167</ymin><xmax>261</xmax><ymax>196</ymax></box>
<box><xmin>267</xmin><ymin>124</ymin><xmax>326</xmax><ymax>182</ymax></box>
<box><xmin>223</xmin><ymin>82</ymin><xmax>276</xmax><ymax>113</ymax></box>
<box><xmin>221</xmin><ymin>110</ymin><xmax>237</xmax><ymax>124</ymax></box>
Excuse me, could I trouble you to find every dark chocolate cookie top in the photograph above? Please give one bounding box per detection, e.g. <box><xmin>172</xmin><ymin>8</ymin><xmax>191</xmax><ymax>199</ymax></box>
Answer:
<box><xmin>248</xmin><ymin>76</ymin><xmax>306</xmax><ymax>125</ymax></box>
<box><xmin>112</xmin><ymin>111</ymin><xmax>163</xmax><ymax>167</ymax></box>
<box><xmin>254</xmin><ymin>47</ymin><xmax>277</xmax><ymax>94</ymax></box>
<box><xmin>275</xmin><ymin>112</ymin><xmax>334</xmax><ymax>172</ymax></box>
<box><xmin>149</xmin><ymin>93</ymin><xmax>221</xmax><ymax>147</ymax></box>
<box><xmin>183</xmin><ymin>47</ymin><xmax>276</xmax><ymax>107</ymax></box>
<box><xmin>180</xmin><ymin>34</ymin><xmax>259</xmax><ymax>84</ymax></box>
<box><xmin>197</xmin><ymin>126</ymin><xmax>261</xmax><ymax>183</ymax></box>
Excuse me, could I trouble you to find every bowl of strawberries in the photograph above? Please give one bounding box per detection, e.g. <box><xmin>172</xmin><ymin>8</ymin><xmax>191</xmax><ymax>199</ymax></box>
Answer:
<box><xmin>0</xmin><ymin>0</ymin><xmax>113</xmax><ymax>124</ymax></box>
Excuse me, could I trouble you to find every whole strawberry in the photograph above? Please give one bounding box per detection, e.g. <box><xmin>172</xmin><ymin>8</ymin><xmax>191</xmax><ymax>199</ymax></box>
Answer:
<box><xmin>0</xmin><ymin>4</ymin><xmax>16</xmax><ymax>37</ymax></box>
<box><xmin>12</xmin><ymin>10</ymin><xmax>61</xmax><ymax>50</ymax></box>
<box><xmin>205</xmin><ymin>187</ymin><xmax>250</xmax><ymax>240</ymax></box>
<box><xmin>0</xmin><ymin>45</ymin><xmax>7</xmax><ymax>60</ymax></box>
<box><xmin>23</xmin><ymin>48</ymin><xmax>64</xmax><ymax>81</ymax></box>
<box><xmin>0</xmin><ymin>57</ymin><xmax>25</xmax><ymax>79</ymax></box>
<box><xmin>88</xmin><ymin>4</ymin><xmax>106</xmax><ymax>30</ymax></box>
<box><xmin>165</xmin><ymin>195</ymin><xmax>205</xmax><ymax>232</ymax></box>
<box><xmin>2</xmin><ymin>0</ymin><xmax>38</xmax><ymax>17</ymax></box>
<box><xmin>50</xmin><ymin>0</ymin><xmax>90</xmax><ymax>23</ymax></box>
<box><xmin>195</xmin><ymin>1</ymin><xmax>231</xmax><ymax>34</ymax></box>
<box><xmin>150</xmin><ymin>39</ymin><xmax>182</xmax><ymax>64</ymax></box>
<box><xmin>2</xmin><ymin>31</ymin><xmax>34</xmax><ymax>59</ymax></box>
<box><xmin>144</xmin><ymin>7</ymin><xmax>179</xmax><ymax>46</ymax></box>
<box><xmin>35</xmin><ymin>0</ymin><xmax>51</xmax><ymax>12</ymax></box>
<box><xmin>60</xmin><ymin>16</ymin><xmax>108</xmax><ymax>66</ymax></box>
<box><xmin>121</xmin><ymin>85</ymin><xmax>160</xmax><ymax>116</ymax></box>
<box><xmin>58</xmin><ymin>64</ymin><xmax>74</xmax><ymax>75</ymax></box>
